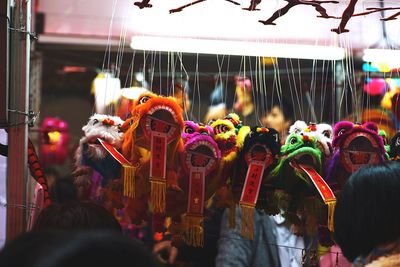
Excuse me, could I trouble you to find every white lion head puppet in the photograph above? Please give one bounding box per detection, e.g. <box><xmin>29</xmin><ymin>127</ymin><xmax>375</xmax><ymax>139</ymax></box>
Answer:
<box><xmin>289</xmin><ymin>120</ymin><xmax>333</xmax><ymax>161</ymax></box>
<box><xmin>74</xmin><ymin>114</ymin><xmax>124</xmax><ymax>184</ymax></box>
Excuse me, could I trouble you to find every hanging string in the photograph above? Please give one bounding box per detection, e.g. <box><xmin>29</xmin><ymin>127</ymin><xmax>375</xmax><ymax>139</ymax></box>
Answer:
<box><xmin>284</xmin><ymin>58</ymin><xmax>298</xmax><ymax>122</ymax></box>
<box><xmin>101</xmin><ymin>0</ymin><xmax>118</xmax><ymax>73</ymax></box>
<box><xmin>232</xmin><ymin>55</ymin><xmax>245</xmax><ymax>113</ymax></box>
<box><xmin>149</xmin><ymin>51</ymin><xmax>156</xmax><ymax>91</ymax></box>
<box><xmin>176</xmin><ymin>52</ymin><xmax>190</xmax><ymax>120</ymax></box>
<box><xmin>248</xmin><ymin>56</ymin><xmax>260</xmax><ymax>124</ymax></box>
<box><xmin>224</xmin><ymin>55</ymin><xmax>231</xmax><ymax>107</ymax></box>
<box><xmin>290</xmin><ymin>58</ymin><xmax>304</xmax><ymax>120</ymax></box>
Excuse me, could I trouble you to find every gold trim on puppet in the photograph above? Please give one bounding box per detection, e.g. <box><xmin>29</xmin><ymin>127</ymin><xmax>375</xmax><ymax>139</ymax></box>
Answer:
<box><xmin>244</xmin><ymin>143</ymin><xmax>274</xmax><ymax>167</ymax></box>
<box><xmin>143</xmin><ymin>106</ymin><xmax>180</xmax><ymax>143</ymax></box>
<box><xmin>184</xmin><ymin>140</ymin><xmax>218</xmax><ymax>173</ymax></box>
<box><xmin>340</xmin><ymin>131</ymin><xmax>381</xmax><ymax>173</ymax></box>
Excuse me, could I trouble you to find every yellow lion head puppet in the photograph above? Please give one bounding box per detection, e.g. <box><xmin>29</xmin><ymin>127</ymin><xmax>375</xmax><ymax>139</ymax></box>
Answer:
<box><xmin>209</xmin><ymin>114</ymin><xmax>250</xmax><ymax>212</ymax></box>
<box><xmin>121</xmin><ymin>92</ymin><xmax>184</xmax><ymax>224</ymax></box>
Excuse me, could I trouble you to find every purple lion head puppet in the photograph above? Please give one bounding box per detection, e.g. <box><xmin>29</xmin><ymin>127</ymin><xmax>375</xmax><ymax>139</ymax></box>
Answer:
<box><xmin>326</xmin><ymin>121</ymin><xmax>386</xmax><ymax>191</ymax></box>
<box><xmin>168</xmin><ymin>121</ymin><xmax>222</xmax><ymax>247</ymax></box>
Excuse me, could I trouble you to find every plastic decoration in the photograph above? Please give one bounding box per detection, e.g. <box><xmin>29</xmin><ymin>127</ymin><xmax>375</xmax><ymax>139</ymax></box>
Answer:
<box><xmin>233</xmin><ymin>76</ymin><xmax>254</xmax><ymax>118</ymax></box>
<box><xmin>363</xmin><ymin>78</ymin><xmax>387</xmax><ymax>96</ymax></box>
<box><xmin>28</xmin><ymin>138</ymin><xmax>52</xmax><ymax>207</ymax></box>
<box><xmin>39</xmin><ymin>117</ymin><xmax>70</xmax><ymax>168</ymax></box>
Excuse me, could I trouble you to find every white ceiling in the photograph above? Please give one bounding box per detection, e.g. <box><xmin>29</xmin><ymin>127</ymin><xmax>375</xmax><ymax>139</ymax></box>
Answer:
<box><xmin>38</xmin><ymin>0</ymin><xmax>400</xmax><ymax>50</ymax></box>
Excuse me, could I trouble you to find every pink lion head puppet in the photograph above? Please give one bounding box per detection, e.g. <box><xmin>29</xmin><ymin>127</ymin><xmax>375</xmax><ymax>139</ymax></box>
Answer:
<box><xmin>168</xmin><ymin>121</ymin><xmax>221</xmax><ymax>247</ymax></box>
<box><xmin>326</xmin><ymin>121</ymin><xmax>386</xmax><ymax>191</ymax></box>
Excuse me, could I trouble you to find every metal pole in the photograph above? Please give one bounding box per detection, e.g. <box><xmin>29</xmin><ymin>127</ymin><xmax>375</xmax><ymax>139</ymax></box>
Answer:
<box><xmin>6</xmin><ymin>0</ymin><xmax>31</xmax><ymax>241</ymax></box>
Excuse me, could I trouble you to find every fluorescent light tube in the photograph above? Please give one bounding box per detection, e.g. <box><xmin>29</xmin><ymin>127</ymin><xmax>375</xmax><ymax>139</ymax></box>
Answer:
<box><xmin>363</xmin><ymin>48</ymin><xmax>400</xmax><ymax>69</ymax></box>
<box><xmin>130</xmin><ymin>36</ymin><xmax>345</xmax><ymax>60</ymax></box>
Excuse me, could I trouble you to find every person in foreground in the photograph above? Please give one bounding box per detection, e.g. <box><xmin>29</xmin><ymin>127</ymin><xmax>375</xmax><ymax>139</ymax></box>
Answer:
<box><xmin>334</xmin><ymin>162</ymin><xmax>400</xmax><ymax>266</ymax></box>
<box><xmin>0</xmin><ymin>231</ymin><xmax>160</xmax><ymax>267</ymax></box>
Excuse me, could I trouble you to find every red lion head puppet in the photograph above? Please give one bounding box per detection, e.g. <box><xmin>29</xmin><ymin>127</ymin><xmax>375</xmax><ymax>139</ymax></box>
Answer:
<box><xmin>326</xmin><ymin>121</ymin><xmax>386</xmax><ymax>192</ymax></box>
<box><xmin>121</xmin><ymin>92</ymin><xmax>184</xmax><ymax>224</ymax></box>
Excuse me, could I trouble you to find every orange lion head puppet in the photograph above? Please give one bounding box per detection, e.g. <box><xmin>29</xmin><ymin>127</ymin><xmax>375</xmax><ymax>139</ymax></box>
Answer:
<box><xmin>121</xmin><ymin>92</ymin><xmax>184</xmax><ymax>226</ymax></box>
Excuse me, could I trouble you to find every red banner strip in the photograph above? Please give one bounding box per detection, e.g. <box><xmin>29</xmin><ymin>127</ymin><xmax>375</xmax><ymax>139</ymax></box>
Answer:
<box><xmin>240</xmin><ymin>161</ymin><xmax>265</xmax><ymax>206</ymax></box>
<box><xmin>187</xmin><ymin>168</ymin><xmax>205</xmax><ymax>215</ymax></box>
<box><xmin>296</xmin><ymin>163</ymin><xmax>336</xmax><ymax>203</ymax></box>
<box><xmin>98</xmin><ymin>138</ymin><xmax>131</xmax><ymax>165</ymax></box>
<box><xmin>150</xmin><ymin>133</ymin><xmax>167</xmax><ymax>181</ymax></box>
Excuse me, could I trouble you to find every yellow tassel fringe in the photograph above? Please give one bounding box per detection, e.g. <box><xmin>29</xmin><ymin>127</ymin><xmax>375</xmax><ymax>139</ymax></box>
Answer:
<box><xmin>184</xmin><ymin>215</ymin><xmax>204</xmax><ymax>247</ymax></box>
<box><xmin>327</xmin><ymin>200</ymin><xmax>336</xmax><ymax>232</ymax></box>
<box><xmin>240</xmin><ymin>203</ymin><xmax>255</xmax><ymax>240</ymax></box>
<box><xmin>123</xmin><ymin>164</ymin><xmax>136</xmax><ymax>198</ymax></box>
<box><xmin>150</xmin><ymin>179</ymin><xmax>166</xmax><ymax>214</ymax></box>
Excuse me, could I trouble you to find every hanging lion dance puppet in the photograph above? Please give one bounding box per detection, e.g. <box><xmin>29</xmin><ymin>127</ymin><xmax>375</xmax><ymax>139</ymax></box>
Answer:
<box><xmin>289</xmin><ymin>121</ymin><xmax>333</xmax><ymax>162</ymax></box>
<box><xmin>288</xmin><ymin>121</ymin><xmax>337</xmax><ymax>245</ymax></box>
<box><xmin>73</xmin><ymin>114</ymin><xmax>125</xmax><ymax>209</ymax></box>
<box><xmin>230</xmin><ymin>126</ymin><xmax>281</xmax><ymax>240</ymax></box>
<box><xmin>74</xmin><ymin>114</ymin><xmax>125</xmax><ymax>182</ymax></box>
<box><xmin>121</xmin><ymin>92</ymin><xmax>184</xmax><ymax>227</ymax></box>
<box><xmin>266</xmin><ymin>123</ymin><xmax>336</xmax><ymax>244</ymax></box>
<box><xmin>167</xmin><ymin>121</ymin><xmax>221</xmax><ymax>247</ymax></box>
<box><xmin>208</xmin><ymin>114</ymin><xmax>249</xmax><ymax>211</ymax></box>
<box><xmin>326</xmin><ymin>121</ymin><xmax>386</xmax><ymax>192</ymax></box>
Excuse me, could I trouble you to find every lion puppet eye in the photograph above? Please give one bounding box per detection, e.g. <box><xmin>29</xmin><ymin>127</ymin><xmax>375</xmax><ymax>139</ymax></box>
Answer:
<box><xmin>138</xmin><ymin>95</ymin><xmax>151</xmax><ymax>104</ymax></box>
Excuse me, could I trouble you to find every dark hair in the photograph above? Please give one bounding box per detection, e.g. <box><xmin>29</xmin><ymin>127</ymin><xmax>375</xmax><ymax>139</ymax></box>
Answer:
<box><xmin>270</xmin><ymin>98</ymin><xmax>294</xmax><ymax>122</ymax></box>
<box><xmin>50</xmin><ymin>176</ymin><xmax>77</xmax><ymax>204</ymax></box>
<box><xmin>0</xmin><ymin>231</ymin><xmax>160</xmax><ymax>267</ymax></box>
<box><xmin>334</xmin><ymin>162</ymin><xmax>400</xmax><ymax>262</ymax></box>
<box><xmin>33</xmin><ymin>201</ymin><xmax>121</xmax><ymax>233</ymax></box>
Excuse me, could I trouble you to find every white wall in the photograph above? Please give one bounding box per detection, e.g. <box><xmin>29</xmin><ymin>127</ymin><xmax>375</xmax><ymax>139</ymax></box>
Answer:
<box><xmin>0</xmin><ymin>130</ymin><xmax>7</xmax><ymax>248</ymax></box>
